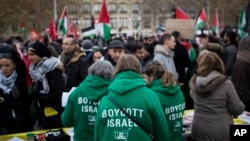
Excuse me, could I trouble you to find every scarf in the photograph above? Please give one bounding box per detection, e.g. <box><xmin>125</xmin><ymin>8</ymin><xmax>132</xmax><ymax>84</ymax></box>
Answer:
<box><xmin>0</xmin><ymin>70</ymin><xmax>17</xmax><ymax>94</ymax></box>
<box><xmin>61</xmin><ymin>49</ymin><xmax>75</xmax><ymax>67</ymax></box>
<box><xmin>29</xmin><ymin>57</ymin><xmax>59</xmax><ymax>94</ymax></box>
<box><xmin>237</xmin><ymin>50</ymin><xmax>250</xmax><ymax>64</ymax></box>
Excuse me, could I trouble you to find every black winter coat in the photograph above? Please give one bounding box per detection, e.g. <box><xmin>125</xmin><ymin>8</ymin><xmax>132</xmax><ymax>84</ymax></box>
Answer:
<box><xmin>34</xmin><ymin>68</ymin><xmax>64</xmax><ymax>129</ymax></box>
<box><xmin>62</xmin><ymin>51</ymin><xmax>89</xmax><ymax>92</ymax></box>
<box><xmin>173</xmin><ymin>41</ymin><xmax>191</xmax><ymax>83</ymax></box>
<box><xmin>232</xmin><ymin>59</ymin><xmax>250</xmax><ymax>111</ymax></box>
<box><xmin>0</xmin><ymin>72</ymin><xmax>32</xmax><ymax>134</ymax></box>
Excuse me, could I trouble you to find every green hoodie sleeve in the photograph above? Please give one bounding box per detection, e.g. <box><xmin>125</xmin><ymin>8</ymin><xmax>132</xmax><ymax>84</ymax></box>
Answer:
<box><xmin>150</xmin><ymin>92</ymin><xmax>170</xmax><ymax>141</ymax></box>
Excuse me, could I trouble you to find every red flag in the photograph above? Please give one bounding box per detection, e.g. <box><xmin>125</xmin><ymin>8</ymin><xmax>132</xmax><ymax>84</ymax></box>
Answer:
<box><xmin>49</xmin><ymin>19</ymin><xmax>57</xmax><ymax>41</ymax></box>
<box><xmin>175</xmin><ymin>6</ymin><xmax>191</xmax><ymax>19</ymax></box>
<box><xmin>98</xmin><ymin>0</ymin><xmax>110</xmax><ymax>24</ymax></box>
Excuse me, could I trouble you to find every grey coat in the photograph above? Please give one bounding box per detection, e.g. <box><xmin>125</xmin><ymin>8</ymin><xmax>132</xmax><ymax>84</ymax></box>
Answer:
<box><xmin>223</xmin><ymin>44</ymin><xmax>237</xmax><ymax>78</ymax></box>
<box><xmin>153</xmin><ymin>45</ymin><xmax>178</xmax><ymax>79</ymax></box>
<box><xmin>189</xmin><ymin>71</ymin><xmax>245</xmax><ymax>141</ymax></box>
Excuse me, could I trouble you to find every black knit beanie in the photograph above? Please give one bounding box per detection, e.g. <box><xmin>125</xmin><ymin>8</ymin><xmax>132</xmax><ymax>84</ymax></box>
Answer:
<box><xmin>29</xmin><ymin>41</ymin><xmax>51</xmax><ymax>58</ymax></box>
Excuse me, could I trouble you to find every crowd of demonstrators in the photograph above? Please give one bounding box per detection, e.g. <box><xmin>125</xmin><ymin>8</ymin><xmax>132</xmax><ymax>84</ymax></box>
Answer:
<box><xmin>189</xmin><ymin>50</ymin><xmax>245</xmax><ymax>141</ymax></box>
<box><xmin>144</xmin><ymin>61</ymin><xmax>185</xmax><ymax>141</ymax></box>
<box><xmin>61</xmin><ymin>60</ymin><xmax>114</xmax><ymax>141</ymax></box>
<box><xmin>95</xmin><ymin>54</ymin><xmax>170</xmax><ymax>141</ymax></box>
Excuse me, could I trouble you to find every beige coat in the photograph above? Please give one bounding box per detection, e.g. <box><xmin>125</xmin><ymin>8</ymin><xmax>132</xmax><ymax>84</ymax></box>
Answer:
<box><xmin>189</xmin><ymin>71</ymin><xmax>245</xmax><ymax>141</ymax></box>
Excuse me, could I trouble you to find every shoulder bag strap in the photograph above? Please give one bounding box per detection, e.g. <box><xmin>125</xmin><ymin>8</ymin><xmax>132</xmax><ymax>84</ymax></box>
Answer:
<box><xmin>107</xmin><ymin>95</ymin><xmax>154</xmax><ymax>140</ymax></box>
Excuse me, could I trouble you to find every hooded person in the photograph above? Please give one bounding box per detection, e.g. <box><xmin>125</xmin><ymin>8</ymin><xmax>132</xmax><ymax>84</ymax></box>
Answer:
<box><xmin>189</xmin><ymin>50</ymin><xmax>244</xmax><ymax>141</ymax></box>
<box><xmin>61</xmin><ymin>60</ymin><xmax>114</xmax><ymax>141</ymax></box>
<box><xmin>144</xmin><ymin>60</ymin><xmax>185</xmax><ymax>141</ymax></box>
<box><xmin>28</xmin><ymin>41</ymin><xmax>65</xmax><ymax>129</ymax></box>
<box><xmin>94</xmin><ymin>54</ymin><xmax>170</xmax><ymax>141</ymax></box>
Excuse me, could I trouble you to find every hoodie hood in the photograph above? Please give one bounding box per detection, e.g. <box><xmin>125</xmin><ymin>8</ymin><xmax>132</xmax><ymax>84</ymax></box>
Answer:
<box><xmin>149</xmin><ymin>79</ymin><xmax>180</xmax><ymax>95</ymax></box>
<box><xmin>78</xmin><ymin>75</ymin><xmax>111</xmax><ymax>100</ymax></box>
<box><xmin>109</xmin><ymin>71</ymin><xmax>146</xmax><ymax>95</ymax></box>
<box><xmin>154</xmin><ymin>44</ymin><xmax>174</xmax><ymax>57</ymax></box>
<box><xmin>189</xmin><ymin>71</ymin><xmax>226</xmax><ymax>96</ymax></box>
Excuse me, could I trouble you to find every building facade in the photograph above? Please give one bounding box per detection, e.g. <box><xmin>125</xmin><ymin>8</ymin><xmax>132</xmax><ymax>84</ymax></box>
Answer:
<box><xmin>1</xmin><ymin>0</ymin><xmax>247</xmax><ymax>37</ymax></box>
<box><xmin>62</xmin><ymin>0</ymin><xmax>247</xmax><ymax>36</ymax></box>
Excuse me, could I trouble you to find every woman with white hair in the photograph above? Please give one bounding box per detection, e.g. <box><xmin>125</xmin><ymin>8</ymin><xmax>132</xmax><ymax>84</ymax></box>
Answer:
<box><xmin>61</xmin><ymin>60</ymin><xmax>114</xmax><ymax>141</ymax></box>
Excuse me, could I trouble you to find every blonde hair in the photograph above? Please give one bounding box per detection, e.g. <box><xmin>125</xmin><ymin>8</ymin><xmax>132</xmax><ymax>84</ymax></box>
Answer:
<box><xmin>113</xmin><ymin>54</ymin><xmax>142</xmax><ymax>76</ymax></box>
<box><xmin>197</xmin><ymin>50</ymin><xmax>225</xmax><ymax>76</ymax></box>
<box><xmin>144</xmin><ymin>61</ymin><xmax>177</xmax><ymax>86</ymax></box>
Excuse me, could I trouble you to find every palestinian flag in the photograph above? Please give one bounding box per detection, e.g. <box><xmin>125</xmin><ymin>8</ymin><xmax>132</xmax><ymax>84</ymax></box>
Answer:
<box><xmin>238</xmin><ymin>7</ymin><xmax>247</xmax><ymax>38</ymax></box>
<box><xmin>58</xmin><ymin>6</ymin><xmax>67</xmax><ymax>35</ymax></box>
<box><xmin>82</xmin><ymin>15</ymin><xmax>96</xmax><ymax>39</ymax></box>
<box><xmin>174</xmin><ymin>6</ymin><xmax>191</xmax><ymax>19</ymax></box>
<box><xmin>211</xmin><ymin>9</ymin><xmax>220</xmax><ymax>36</ymax></box>
<box><xmin>194</xmin><ymin>8</ymin><xmax>207</xmax><ymax>35</ymax></box>
<box><xmin>95</xmin><ymin>0</ymin><xmax>110</xmax><ymax>41</ymax></box>
<box><xmin>19</xmin><ymin>22</ymin><xmax>27</xmax><ymax>39</ymax></box>
<box><xmin>238</xmin><ymin>0</ymin><xmax>250</xmax><ymax>39</ymax></box>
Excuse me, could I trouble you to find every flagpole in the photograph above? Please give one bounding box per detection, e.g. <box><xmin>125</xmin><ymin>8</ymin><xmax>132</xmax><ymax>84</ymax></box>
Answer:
<box><xmin>53</xmin><ymin>0</ymin><xmax>58</xmax><ymax>21</ymax></box>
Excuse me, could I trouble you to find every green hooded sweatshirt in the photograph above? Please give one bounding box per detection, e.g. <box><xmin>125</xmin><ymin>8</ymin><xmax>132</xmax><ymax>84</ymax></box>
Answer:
<box><xmin>94</xmin><ymin>71</ymin><xmax>170</xmax><ymax>141</ymax></box>
<box><xmin>61</xmin><ymin>75</ymin><xmax>111</xmax><ymax>141</ymax></box>
<box><xmin>149</xmin><ymin>79</ymin><xmax>185</xmax><ymax>141</ymax></box>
